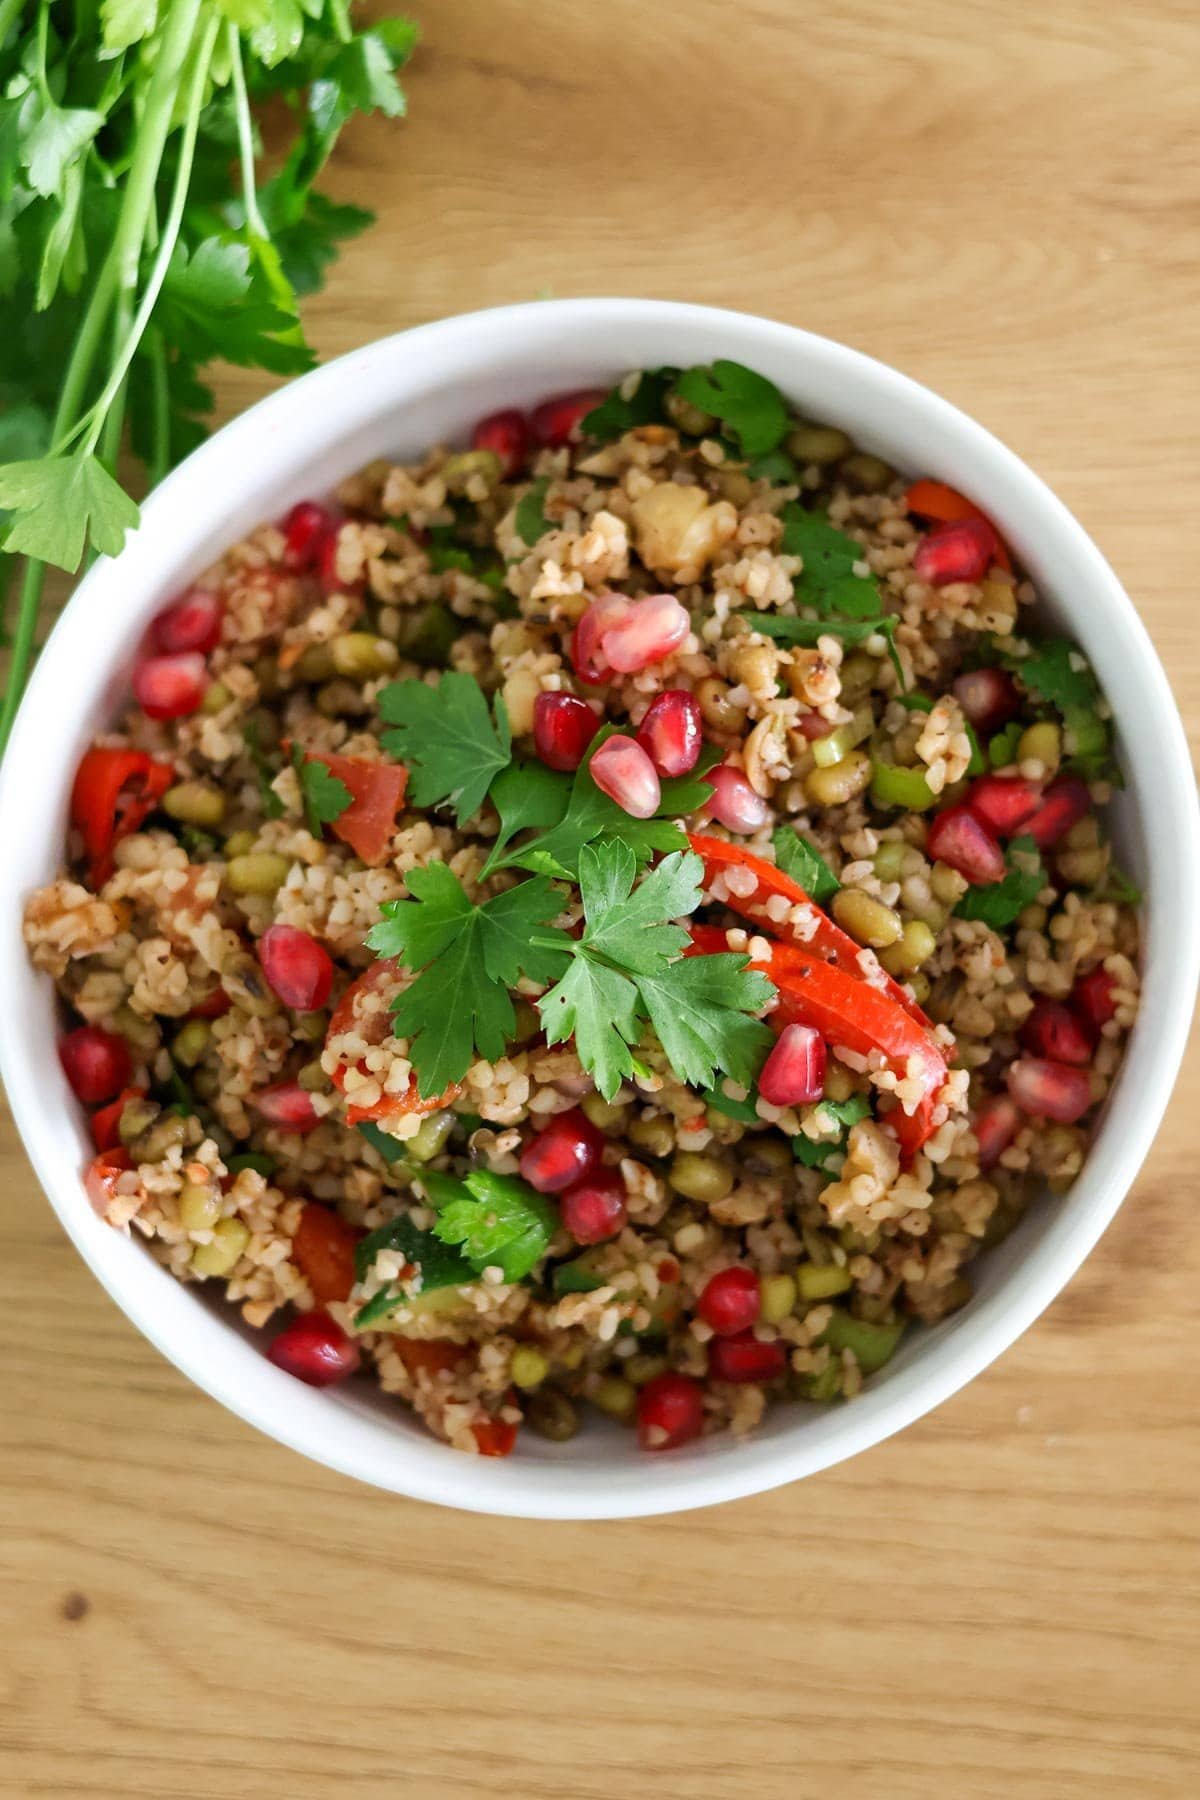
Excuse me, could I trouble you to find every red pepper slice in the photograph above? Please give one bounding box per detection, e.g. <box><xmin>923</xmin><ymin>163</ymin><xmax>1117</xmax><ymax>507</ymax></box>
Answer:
<box><xmin>90</xmin><ymin>1085</ymin><xmax>146</xmax><ymax>1152</ymax></box>
<box><xmin>70</xmin><ymin>746</ymin><xmax>175</xmax><ymax>887</ymax></box>
<box><xmin>903</xmin><ymin>479</ymin><xmax>1012</xmax><ymax>572</ymax></box>
<box><xmin>326</xmin><ymin>960</ymin><xmax>463</xmax><ymax>1122</ymax></box>
<box><xmin>294</xmin><ymin>746</ymin><xmax>408</xmax><ymax>866</ymax></box>
<box><xmin>83</xmin><ymin>1146</ymin><xmax>133</xmax><ymax>1215</ymax></box>
<box><xmin>291</xmin><ymin>1201</ymin><xmax>363</xmax><ymax>1303</ymax></box>
<box><xmin>687</xmin><ymin>833</ymin><xmax>938</xmax><ymax>1036</ymax></box>
<box><xmin>688</xmin><ymin>925</ymin><xmax>948</xmax><ymax>1162</ymax></box>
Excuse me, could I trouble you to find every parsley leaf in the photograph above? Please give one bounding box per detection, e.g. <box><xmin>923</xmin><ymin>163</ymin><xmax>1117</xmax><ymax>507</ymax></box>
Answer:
<box><xmin>352</xmin><ymin>1213</ymin><xmax>475</xmax><ymax>1326</ymax></box>
<box><xmin>366</xmin><ymin>864</ymin><xmax>572</xmax><ymax>1097</ymax></box>
<box><xmin>507</xmin><ymin>733</ymin><xmax>689</xmax><ymax>880</ymax></box>
<box><xmin>674</xmin><ymin>360</ymin><xmax>789</xmax><ymax>458</ymax></box>
<box><xmin>379</xmin><ymin>673</ymin><xmax>512</xmax><ymax>825</ymax></box>
<box><xmin>0</xmin><ymin>452</ymin><xmax>138</xmax><ymax>570</ymax></box>
<box><xmin>793</xmin><ymin>1094</ymin><xmax>872</xmax><ymax>1169</ymax></box>
<box><xmin>817</xmin><ymin>1093</ymin><xmax>872</xmax><ymax>1130</ymax></box>
<box><xmin>480</xmin><ymin>758</ymin><xmax>574</xmax><ymax>876</ymax></box>
<box><xmin>552</xmin><ymin>1258</ymin><xmax>608</xmax><ymax>1295</ymax></box>
<box><xmin>1011</xmin><ymin>638</ymin><xmax>1098</xmax><ymax>713</ymax></box>
<box><xmin>539</xmin><ymin>949</ymin><xmax>643</xmax><ymax>1101</ymax></box>
<box><xmin>431</xmin><ymin>1169</ymin><xmax>558</xmax><ymax>1283</ymax></box>
<box><xmin>779</xmin><ymin>505</ymin><xmax>883</xmax><ymax>619</ymax></box>
<box><xmin>744</xmin><ymin>609</ymin><xmax>905</xmax><ymax>682</ymax></box>
<box><xmin>772</xmin><ymin>825</ymin><xmax>839</xmax><ymax>902</ymax></box>
<box><xmin>158</xmin><ymin>238</ymin><xmax>313</xmax><ymax>377</ymax></box>
<box><xmin>514</xmin><ymin>478</ymin><xmax>554</xmax><ymax>546</ymax></box>
<box><xmin>746</xmin><ymin>448</ymin><xmax>798</xmax><ymax>482</ymax></box>
<box><xmin>245</xmin><ymin>719</ymin><xmax>284</xmax><ymax>819</ymax></box>
<box><xmin>637</xmin><ymin>953</ymin><xmax>774</xmax><ymax>1094</ymax></box>
<box><xmin>581</xmin><ymin>367</ymin><xmax>679</xmax><ymax>441</ymax></box>
<box><xmin>955</xmin><ymin>835</ymin><xmax>1045</xmax><ymax>929</ymax></box>
<box><xmin>292</xmin><ymin>745</ymin><xmax>351</xmax><ymax>835</ymax></box>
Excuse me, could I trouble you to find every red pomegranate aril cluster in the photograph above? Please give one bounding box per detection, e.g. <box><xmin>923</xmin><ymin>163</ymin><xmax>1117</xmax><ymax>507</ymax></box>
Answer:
<box><xmin>471</xmin><ymin>407</ymin><xmax>530</xmax><ymax>478</ymax></box>
<box><xmin>251</xmin><ymin>1081</ymin><xmax>322</xmax><ymax>1132</ymax></box>
<box><xmin>152</xmin><ymin>588</ymin><xmax>222</xmax><ymax>655</ymax></box>
<box><xmin>532</xmin><ymin>692</ymin><xmax>597</xmax><ymax>771</ymax></box>
<box><xmin>952</xmin><ymin>667</ymin><xmax>1020</xmax><ymax>736</ymax></box>
<box><xmin>589</xmin><ymin>734</ymin><xmax>660</xmax><ymax>819</ymax></box>
<box><xmin>972</xmin><ymin>1095</ymin><xmax>1022</xmax><ymax>1170</ymax></box>
<box><xmin>267</xmin><ymin>1311</ymin><xmax>361</xmax><ymax>1386</ymax></box>
<box><xmin>59</xmin><ymin>1024</ymin><xmax>132</xmax><ymax>1105</ymax></box>
<box><xmin>913</xmin><ymin>516</ymin><xmax>997</xmax><ymax>587</ymax></box>
<box><xmin>132</xmin><ymin>651</ymin><xmax>208</xmax><ymax>721</ymax></box>
<box><xmin>571</xmin><ymin>590</ymin><xmax>629</xmax><ymax>684</ymax></box>
<box><xmin>530</xmin><ymin>388</ymin><xmax>606</xmax><ymax>447</ymax></box>
<box><xmin>703</xmin><ymin>764</ymin><xmax>769</xmax><ymax>834</ymax></box>
<box><xmin>560</xmin><ymin>1170</ymin><xmax>626</xmax><ymax>1245</ymax></box>
<box><xmin>697</xmin><ymin>1266</ymin><xmax>760</xmax><ymax>1337</ymax></box>
<box><xmin>519</xmin><ymin>1108</ymin><xmax>603</xmax><ymax>1194</ymax></box>
<box><xmin>1020</xmin><ymin>1000</ymin><xmax>1095</xmax><ymax>1066</ymax></box>
<box><xmin>1072</xmin><ymin>964</ymin><xmax>1118</xmax><ymax>1029</ymax></box>
<box><xmin>967</xmin><ymin>774</ymin><xmax>1042</xmax><ymax>838</ymax></box>
<box><xmin>636</xmin><ymin>1371</ymin><xmax>705</xmax><ymax>1451</ymax></box>
<box><xmin>1025</xmin><ymin>776</ymin><xmax>1091</xmax><ymax>850</ymax></box>
<box><xmin>636</xmin><ymin>690</ymin><xmax>703</xmax><ymax>777</ymax></box>
<box><xmin>1006</xmin><ymin>1057</ymin><xmax>1093</xmax><ymax>1123</ymax></box>
<box><xmin>257</xmin><ymin>924</ymin><xmax>334</xmax><ymax>1012</ymax></box>
<box><xmin>600</xmin><ymin>593</ymin><xmax>690</xmax><ymax>674</ymax></box>
<box><xmin>926</xmin><ymin>804</ymin><xmax>1006</xmax><ymax>885</ymax></box>
<box><xmin>757</xmin><ymin>1024</ymin><xmax>826</xmax><ymax>1107</ymax></box>
<box><xmin>708</xmin><ymin>1331</ymin><xmax>787</xmax><ymax>1384</ymax></box>
<box><xmin>282</xmin><ymin>499</ymin><xmax>336</xmax><ymax>571</ymax></box>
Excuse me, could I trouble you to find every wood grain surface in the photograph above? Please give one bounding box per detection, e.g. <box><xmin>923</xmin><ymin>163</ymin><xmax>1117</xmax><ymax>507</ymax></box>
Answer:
<box><xmin>3</xmin><ymin>3</ymin><xmax>1198</xmax><ymax>1795</ymax></box>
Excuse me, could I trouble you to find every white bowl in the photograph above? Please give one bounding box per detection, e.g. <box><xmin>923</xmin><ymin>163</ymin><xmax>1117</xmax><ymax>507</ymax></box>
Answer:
<box><xmin>2</xmin><ymin>299</ymin><xmax>1196</xmax><ymax>1519</ymax></box>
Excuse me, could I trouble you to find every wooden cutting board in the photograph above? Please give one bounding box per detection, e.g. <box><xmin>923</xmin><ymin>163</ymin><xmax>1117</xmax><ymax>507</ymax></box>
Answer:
<box><xmin>2</xmin><ymin>2</ymin><xmax>1197</xmax><ymax>1794</ymax></box>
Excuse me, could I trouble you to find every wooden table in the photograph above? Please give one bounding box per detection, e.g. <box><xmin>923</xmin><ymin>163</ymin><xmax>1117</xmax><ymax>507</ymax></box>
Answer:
<box><xmin>3</xmin><ymin>3</ymin><xmax>1198</xmax><ymax>1794</ymax></box>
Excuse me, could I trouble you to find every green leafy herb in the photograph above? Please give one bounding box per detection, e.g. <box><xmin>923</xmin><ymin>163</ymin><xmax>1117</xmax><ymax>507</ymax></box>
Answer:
<box><xmin>352</xmin><ymin>1213</ymin><xmax>475</xmax><ymax>1324</ymax></box>
<box><xmin>744</xmin><ymin>609</ymin><xmax>905</xmax><ymax>683</ymax></box>
<box><xmin>1097</xmin><ymin>864</ymin><xmax>1142</xmax><ymax>906</ymax></box>
<box><xmin>245</xmin><ymin>718</ymin><xmax>284</xmax><ymax>820</ymax></box>
<box><xmin>772</xmin><ymin>825</ymin><xmax>839</xmax><ymax>902</ymax></box>
<box><xmin>431</xmin><ymin>1169</ymin><xmax>558</xmax><ymax>1283</ymax></box>
<box><xmin>581</xmin><ymin>367</ymin><xmax>678</xmax><ymax>441</ymax></box>
<box><xmin>365</xmin><ymin>864</ymin><xmax>572</xmax><ymax>1098</ymax></box>
<box><xmin>226</xmin><ymin>1151</ymin><xmax>277</xmax><ymax>1178</ymax></box>
<box><xmin>291</xmin><ymin>744</ymin><xmax>351</xmax><ymax>836</ymax></box>
<box><xmin>379</xmin><ymin>673</ymin><xmax>512</xmax><ymax>826</ymax></box>
<box><xmin>674</xmin><ymin>360</ymin><xmax>789</xmax><ymax>458</ymax></box>
<box><xmin>816</xmin><ymin>1093</ymin><xmax>872</xmax><ymax>1130</ymax></box>
<box><xmin>955</xmin><ymin>835</ymin><xmax>1045</xmax><ymax>929</ymax></box>
<box><xmin>356</xmin><ymin>1120</ymin><xmax>410</xmax><ymax>1166</ymax></box>
<box><xmin>780</xmin><ymin>505</ymin><xmax>881</xmax><ymax>619</ymax></box>
<box><xmin>513</xmin><ymin>477</ymin><xmax>554</xmax><ymax>547</ymax></box>
<box><xmin>480</xmin><ymin>758</ymin><xmax>575</xmax><ymax>877</ymax></box>
<box><xmin>0</xmin><ymin>2</ymin><xmax>417</xmax><ymax>749</ymax></box>
<box><xmin>551</xmin><ymin>1258</ymin><xmax>608</xmax><ymax>1295</ymax></box>
<box><xmin>538</xmin><ymin>841</ymin><xmax>774</xmax><ymax>1100</ymax></box>
<box><xmin>793</xmin><ymin>1094</ymin><xmax>871</xmax><ymax>1170</ymax></box>
<box><xmin>1010</xmin><ymin>637</ymin><xmax>1099</xmax><ymax>714</ymax></box>
<box><xmin>746</xmin><ymin>447</ymin><xmax>798</xmax><ymax>482</ymax></box>
<box><xmin>506</xmin><ymin>732</ymin><xmax>690</xmax><ymax>881</ymax></box>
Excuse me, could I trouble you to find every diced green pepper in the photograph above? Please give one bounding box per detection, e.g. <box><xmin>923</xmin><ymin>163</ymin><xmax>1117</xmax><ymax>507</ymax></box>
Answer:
<box><xmin>820</xmin><ymin>1309</ymin><xmax>906</xmax><ymax>1374</ymax></box>
<box><xmin>869</xmin><ymin>759</ymin><xmax>936</xmax><ymax>812</ymax></box>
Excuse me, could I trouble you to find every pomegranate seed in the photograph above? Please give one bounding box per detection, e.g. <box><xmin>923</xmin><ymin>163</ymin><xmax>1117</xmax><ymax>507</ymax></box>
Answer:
<box><xmin>251</xmin><ymin>1081</ymin><xmax>322</xmax><ymax>1133</ymax></box>
<box><xmin>635</xmin><ymin>690</ymin><xmax>703</xmax><ymax>776</ymax></box>
<box><xmin>532</xmin><ymin>692</ymin><xmax>598</xmax><ymax>771</ymax></box>
<box><xmin>132</xmin><ymin>652</ymin><xmax>207</xmax><ymax>721</ymax></box>
<box><xmin>1073</xmin><ymin>965</ymin><xmax>1118</xmax><ymax>1029</ymax></box>
<box><xmin>599</xmin><ymin>593</ymin><xmax>691</xmax><ymax>674</ymax></box>
<box><xmin>281</xmin><ymin>500</ymin><xmax>336</xmax><ymax>571</ymax></box>
<box><xmin>913</xmin><ymin>517</ymin><xmax>997</xmax><ymax>586</ymax></box>
<box><xmin>703</xmin><ymin>764</ymin><xmax>769</xmax><ymax>834</ymax></box>
<box><xmin>952</xmin><ymin>667</ymin><xmax>1020</xmax><ymax>737</ymax></box>
<box><xmin>636</xmin><ymin>1371</ymin><xmax>705</xmax><ymax>1451</ymax></box>
<box><xmin>967</xmin><ymin>774</ymin><xmax>1043</xmax><ymax>838</ymax></box>
<box><xmin>152</xmin><ymin>587</ymin><xmax>222</xmax><ymax>655</ymax></box>
<box><xmin>1006</xmin><ymin>1057</ymin><xmax>1093</xmax><ymax>1123</ymax></box>
<box><xmin>757</xmin><ymin>1023</ymin><xmax>826</xmax><ymax>1107</ymax></box>
<box><xmin>1020</xmin><ymin>1000</ymin><xmax>1095</xmax><ymax>1066</ymax></box>
<box><xmin>571</xmin><ymin>590</ymin><xmax>631</xmax><ymax>684</ymax></box>
<box><xmin>708</xmin><ymin>1331</ymin><xmax>787</xmax><ymax>1384</ymax></box>
<box><xmin>697</xmin><ymin>1267</ymin><xmax>761</xmax><ymax>1337</ymax></box>
<box><xmin>798</xmin><ymin>712</ymin><xmax>835</xmax><ymax>741</ymax></box>
<box><xmin>267</xmin><ymin>1311</ymin><xmax>361</xmax><ymax>1386</ymax></box>
<box><xmin>59</xmin><ymin>1024</ymin><xmax>132</xmax><ymax>1105</ymax></box>
<box><xmin>1024</xmin><ymin>776</ymin><xmax>1092</xmax><ymax>850</ymax></box>
<box><xmin>590</xmin><ymin>735</ymin><xmax>661</xmax><ymax>819</ymax></box>
<box><xmin>317</xmin><ymin>525</ymin><xmax>360</xmax><ymax>594</ymax></box>
<box><xmin>926</xmin><ymin>804</ymin><xmax>1006</xmax><ymax>885</ymax></box>
<box><xmin>471</xmin><ymin>408</ymin><xmax>529</xmax><ymax>478</ymax></box>
<box><xmin>560</xmin><ymin>1170</ymin><xmax>626</xmax><ymax>1244</ymax></box>
<box><xmin>472</xmin><ymin>1416</ymin><xmax>519</xmax><ymax>1457</ymax></box>
<box><xmin>973</xmin><ymin>1095</ymin><xmax>1021</xmax><ymax>1170</ymax></box>
<box><xmin>519</xmin><ymin>1107</ymin><xmax>604</xmax><ymax>1194</ymax></box>
<box><xmin>530</xmin><ymin>388</ymin><xmax>607</xmax><ymax>447</ymax></box>
<box><xmin>258</xmin><ymin>924</ymin><xmax>334</xmax><ymax>1012</ymax></box>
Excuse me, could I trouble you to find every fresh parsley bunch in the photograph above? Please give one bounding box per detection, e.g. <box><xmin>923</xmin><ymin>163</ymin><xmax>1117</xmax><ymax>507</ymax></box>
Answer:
<box><xmin>0</xmin><ymin>0</ymin><xmax>417</xmax><ymax>749</ymax></box>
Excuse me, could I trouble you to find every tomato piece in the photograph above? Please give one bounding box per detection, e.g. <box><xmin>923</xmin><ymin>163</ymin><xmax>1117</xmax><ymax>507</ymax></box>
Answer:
<box><xmin>83</xmin><ymin>1147</ymin><xmax>132</xmax><ymax>1215</ymax></box>
<box><xmin>90</xmin><ymin>1085</ymin><xmax>146</xmax><ymax>1151</ymax></box>
<box><xmin>687</xmin><ymin>833</ymin><xmax>937</xmax><ymax>1033</ymax></box>
<box><xmin>291</xmin><ymin>1202</ymin><xmax>362</xmax><ymax>1303</ymax></box>
<box><xmin>295</xmin><ymin>746</ymin><xmax>408</xmax><ymax>866</ymax></box>
<box><xmin>903</xmin><ymin>479</ymin><xmax>1012</xmax><ymax>572</ymax></box>
<box><xmin>326</xmin><ymin>960</ymin><xmax>463</xmax><ymax>1122</ymax></box>
<box><xmin>395</xmin><ymin>1339</ymin><xmax>470</xmax><ymax>1379</ymax></box>
<box><xmin>472</xmin><ymin>1417</ymin><xmax>519</xmax><ymax>1457</ymax></box>
<box><xmin>70</xmin><ymin>746</ymin><xmax>175</xmax><ymax>886</ymax></box>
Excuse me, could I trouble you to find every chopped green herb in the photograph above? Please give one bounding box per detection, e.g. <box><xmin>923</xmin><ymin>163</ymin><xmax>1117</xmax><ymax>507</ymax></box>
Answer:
<box><xmin>700</xmin><ymin>1085</ymin><xmax>761</xmax><ymax>1124</ymax></box>
<box><xmin>506</xmin><ymin>731</ymin><xmax>689</xmax><ymax>880</ymax></box>
<box><xmin>955</xmin><ymin>835</ymin><xmax>1045</xmax><ymax>929</ymax></box>
<box><xmin>988</xmin><ymin>720</ymin><xmax>1023</xmax><ymax>770</ymax></box>
<box><xmin>379</xmin><ymin>672</ymin><xmax>512</xmax><ymax>826</ymax></box>
<box><xmin>551</xmin><ymin>1258</ymin><xmax>608</xmax><ymax>1295</ymax></box>
<box><xmin>226</xmin><ymin>1152</ymin><xmax>277</xmax><ymax>1178</ymax></box>
<box><xmin>245</xmin><ymin>719</ymin><xmax>284</xmax><ymax>820</ymax></box>
<box><xmin>772</xmin><ymin>825</ymin><xmax>839</xmax><ymax>902</ymax></box>
<box><xmin>431</xmin><ymin>1169</ymin><xmax>559</xmax><ymax>1283</ymax></box>
<box><xmin>513</xmin><ymin>478</ymin><xmax>555</xmax><ymax>546</ymax></box>
<box><xmin>746</xmin><ymin>448</ymin><xmax>798</xmax><ymax>482</ymax></box>
<box><xmin>817</xmin><ymin>1093</ymin><xmax>872</xmax><ymax>1130</ymax></box>
<box><xmin>291</xmin><ymin>745</ymin><xmax>352</xmax><ymax>837</ymax></box>
<box><xmin>1097</xmin><ymin>864</ymin><xmax>1142</xmax><ymax>906</ymax></box>
<box><xmin>356</xmin><ymin>1120</ymin><xmax>411</xmax><ymax>1166</ymax></box>
<box><xmin>780</xmin><ymin>505</ymin><xmax>881</xmax><ymax>619</ymax></box>
<box><xmin>480</xmin><ymin>759</ymin><xmax>575</xmax><ymax>877</ymax></box>
<box><xmin>353</xmin><ymin>1214</ymin><xmax>474</xmax><ymax>1315</ymax></box>
<box><xmin>1010</xmin><ymin>637</ymin><xmax>1099</xmax><ymax>714</ymax></box>
<box><xmin>674</xmin><ymin>360</ymin><xmax>790</xmax><ymax>458</ymax></box>
<box><xmin>744</xmin><ymin>610</ymin><xmax>905</xmax><ymax>683</ymax></box>
<box><xmin>581</xmin><ymin>368</ymin><xmax>679</xmax><ymax>441</ymax></box>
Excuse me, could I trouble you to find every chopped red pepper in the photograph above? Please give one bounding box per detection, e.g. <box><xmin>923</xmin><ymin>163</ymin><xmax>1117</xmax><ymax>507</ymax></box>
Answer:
<box><xmin>90</xmin><ymin>1085</ymin><xmax>146</xmax><ymax>1151</ymax></box>
<box><xmin>687</xmin><ymin>833</ymin><xmax>938</xmax><ymax>1034</ymax></box>
<box><xmin>326</xmin><ymin>960</ymin><xmax>463</xmax><ymax>1123</ymax></box>
<box><xmin>688</xmin><ymin>924</ymin><xmax>949</xmax><ymax>1162</ymax></box>
<box><xmin>396</xmin><ymin>1339</ymin><xmax>470</xmax><ymax>1379</ymax></box>
<box><xmin>290</xmin><ymin>1201</ymin><xmax>363</xmax><ymax>1303</ymax></box>
<box><xmin>903</xmin><ymin>478</ymin><xmax>1012</xmax><ymax>572</ymax></box>
<box><xmin>83</xmin><ymin>1146</ymin><xmax>132</xmax><ymax>1215</ymax></box>
<box><xmin>472</xmin><ymin>1416</ymin><xmax>519</xmax><ymax>1457</ymax></box>
<box><xmin>294</xmin><ymin>746</ymin><xmax>408</xmax><ymax>865</ymax></box>
<box><xmin>70</xmin><ymin>745</ymin><xmax>175</xmax><ymax>887</ymax></box>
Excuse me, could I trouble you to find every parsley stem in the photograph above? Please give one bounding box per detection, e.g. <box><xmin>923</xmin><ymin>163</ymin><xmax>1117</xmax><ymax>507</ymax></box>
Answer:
<box><xmin>145</xmin><ymin>328</ymin><xmax>171</xmax><ymax>487</ymax></box>
<box><xmin>227</xmin><ymin>24</ymin><xmax>268</xmax><ymax>240</ymax></box>
<box><xmin>0</xmin><ymin>0</ymin><xmax>23</xmax><ymax>50</ymax></box>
